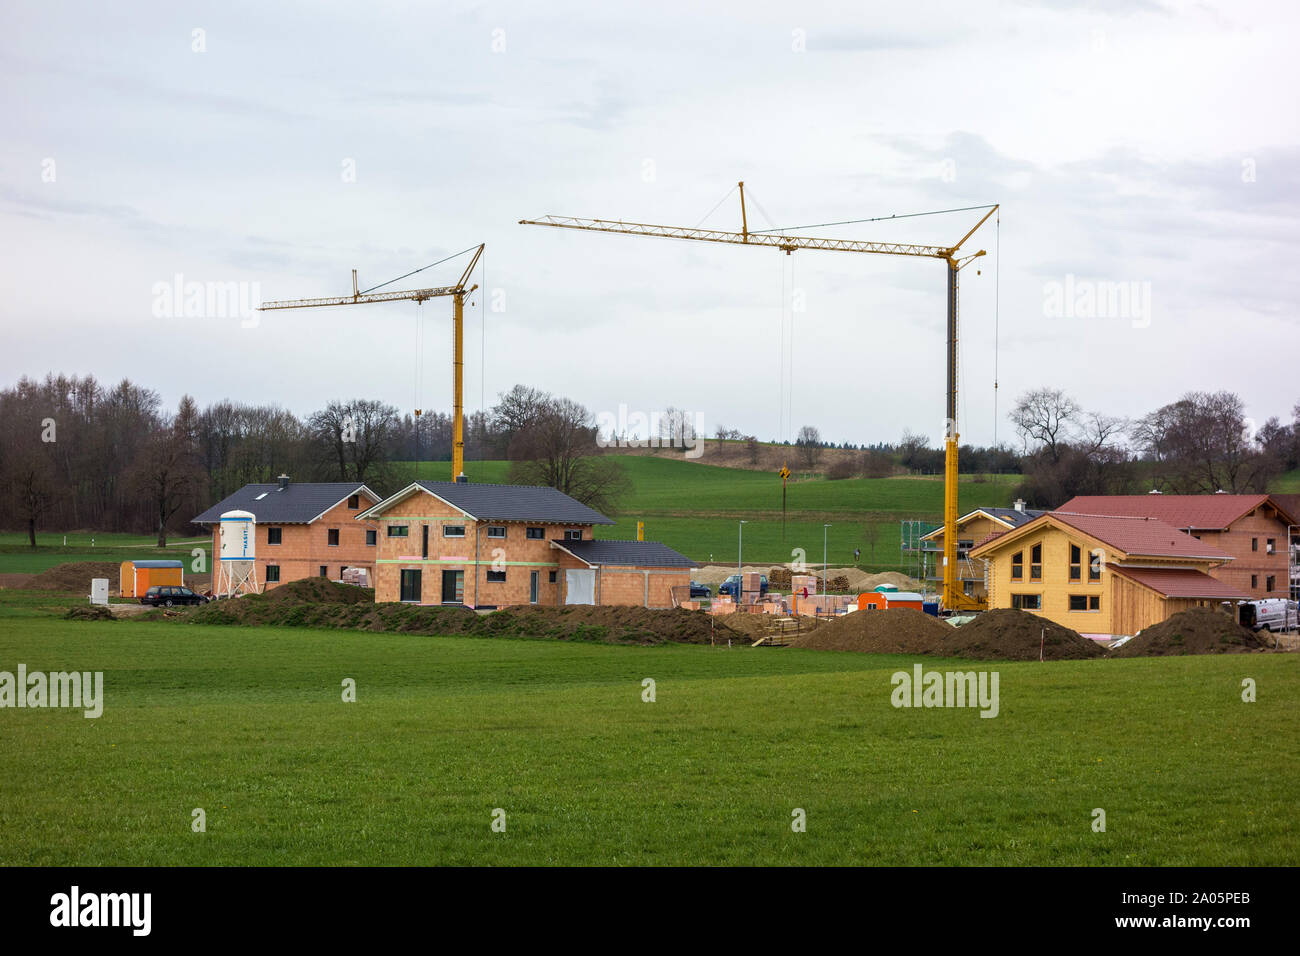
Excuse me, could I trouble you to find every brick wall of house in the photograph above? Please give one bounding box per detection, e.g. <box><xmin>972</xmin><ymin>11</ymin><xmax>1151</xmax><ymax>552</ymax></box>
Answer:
<box><xmin>209</xmin><ymin>493</ymin><xmax>377</xmax><ymax>591</ymax></box>
<box><xmin>370</xmin><ymin>488</ymin><xmax>596</xmax><ymax>607</ymax></box>
<box><xmin>1193</xmin><ymin>506</ymin><xmax>1291</xmax><ymax>599</ymax></box>
<box><xmin>595</xmin><ymin>567</ymin><xmax>691</xmax><ymax>608</ymax></box>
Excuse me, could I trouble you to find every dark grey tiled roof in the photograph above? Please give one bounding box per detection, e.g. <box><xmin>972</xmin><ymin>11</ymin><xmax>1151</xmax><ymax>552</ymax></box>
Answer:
<box><xmin>415</xmin><ymin>481</ymin><xmax>615</xmax><ymax>525</ymax></box>
<box><xmin>192</xmin><ymin>483</ymin><xmax>377</xmax><ymax>525</ymax></box>
<box><xmin>554</xmin><ymin>539</ymin><xmax>695</xmax><ymax>568</ymax></box>
<box><xmin>982</xmin><ymin>507</ymin><xmax>1046</xmax><ymax>528</ymax></box>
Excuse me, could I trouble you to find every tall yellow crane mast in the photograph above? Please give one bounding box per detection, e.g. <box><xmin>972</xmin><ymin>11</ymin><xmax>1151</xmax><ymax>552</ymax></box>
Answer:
<box><xmin>521</xmin><ymin>187</ymin><xmax>996</xmax><ymax>611</ymax></box>
<box><xmin>258</xmin><ymin>244</ymin><xmax>484</xmax><ymax>480</ymax></box>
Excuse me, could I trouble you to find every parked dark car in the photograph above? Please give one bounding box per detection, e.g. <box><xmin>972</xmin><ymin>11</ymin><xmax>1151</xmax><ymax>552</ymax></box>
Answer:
<box><xmin>689</xmin><ymin>581</ymin><xmax>712</xmax><ymax>599</ymax></box>
<box><xmin>716</xmin><ymin>574</ymin><xmax>768</xmax><ymax>598</ymax></box>
<box><xmin>140</xmin><ymin>585</ymin><xmax>208</xmax><ymax>607</ymax></box>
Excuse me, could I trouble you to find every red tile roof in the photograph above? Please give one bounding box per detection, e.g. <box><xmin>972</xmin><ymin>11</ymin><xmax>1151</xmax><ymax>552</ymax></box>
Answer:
<box><xmin>1057</xmin><ymin>494</ymin><xmax>1289</xmax><ymax>530</ymax></box>
<box><xmin>971</xmin><ymin>530</ymin><xmax>1006</xmax><ymax>549</ymax></box>
<box><xmin>1111</xmin><ymin>566</ymin><xmax>1252</xmax><ymax>600</ymax></box>
<box><xmin>1049</xmin><ymin>512</ymin><xmax>1234</xmax><ymax>560</ymax></box>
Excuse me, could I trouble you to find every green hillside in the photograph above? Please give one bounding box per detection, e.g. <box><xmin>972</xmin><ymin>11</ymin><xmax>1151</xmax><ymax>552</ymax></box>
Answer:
<box><xmin>397</xmin><ymin>456</ymin><xmax>1019</xmax><ymax>568</ymax></box>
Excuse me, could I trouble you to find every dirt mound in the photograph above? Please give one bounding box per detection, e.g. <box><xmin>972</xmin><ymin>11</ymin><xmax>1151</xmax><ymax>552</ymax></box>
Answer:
<box><xmin>173</xmin><ymin>595</ymin><xmax>742</xmax><ymax>647</ymax></box>
<box><xmin>794</xmin><ymin>608</ymin><xmax>954</xmax><ymax>654</ymax></box>
<box><xmin>0</xmin><ymin>573</ymin><xmax>36</xmax><ymax>589</ymax></box>
<box><xmin>943</xmin><ymin>608</ymin><xmax>1104</xmax><ymax>661</ymax></box>
<box><xmin>1112</xmin><ymin>608</ymin><xmax>1267</xmax><ymax>657</ymax></box>
<box><xmin>28</xmin><ymin>562</ymin><xmax>121</xmax><ymax>593</ymax></box>
<box><xmin>261</xmin><ymin>579</ymin><xmax>375</xmax><ymax>605</ymax></box>
<box><xmin>64</xmin><ymin>604</ymin><xmax>115</xmax><ymax>621</ymax></box>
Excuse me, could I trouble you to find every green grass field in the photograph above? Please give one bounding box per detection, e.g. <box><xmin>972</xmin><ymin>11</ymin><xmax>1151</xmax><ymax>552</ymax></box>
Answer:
<box><xmin>1</xmin><ymin>591</ymin><xmax>1295</xmax><ymax>866</ymax></box>
<box><xmin>0</xmin><ymin>532</ymin><xmax>211</xmax><ymax>576</ymax></box>
<box><xmin>397</xmin><ymin>456</ymin><xmax>1019</xmax><ymax>566</ymax></box>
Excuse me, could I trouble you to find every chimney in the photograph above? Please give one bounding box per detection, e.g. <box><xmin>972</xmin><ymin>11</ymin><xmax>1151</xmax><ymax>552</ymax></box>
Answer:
<box><xmin>1013</xmin><ymin>498</ymin><xmax>1025</xmax><ymax>513</ymax></box>
<box><xmin>1148</xmin><ymin>488</ymin><xmax>1162</xmax><ymax>495</ymax></box>
<box><xmin>1214</xmin><ymin>489</ymin><xmax>1226</xmax><ymax>494</ymax></box>
<box><xmin>455</xmin><ymin>473</ymin><xmax>468</xmax><ymax>484</ymax></box>
<box><xmin>278</xmin><ymin>474</ymin><xmax>290</xmax><ymax>491</ymax></box>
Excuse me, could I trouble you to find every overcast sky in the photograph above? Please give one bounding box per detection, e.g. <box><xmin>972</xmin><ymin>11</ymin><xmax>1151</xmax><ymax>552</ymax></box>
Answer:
<box><xmin>3</xmin><ymin>0</ymin><xmax>1297</xmax><ymax>450</ymax></box>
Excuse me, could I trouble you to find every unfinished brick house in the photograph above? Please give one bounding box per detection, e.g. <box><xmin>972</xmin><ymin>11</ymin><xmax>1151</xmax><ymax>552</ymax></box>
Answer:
<box><xmin>357</xmin><ymin>480</ymin><xmax>695</xmax><ymax>608</ymax></box>
<box><xmin>193</xmin><ymin>476</ymin><xmax>380</xmax><ymax>590</ymax></box>
<box><xmin>1057</xmin><ymin>494</ymin><xmax>1298</xmax><ymax>600</ymax></box>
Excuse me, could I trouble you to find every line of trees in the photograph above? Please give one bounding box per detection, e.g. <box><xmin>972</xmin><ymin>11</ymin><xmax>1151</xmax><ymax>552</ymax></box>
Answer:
<box><xmin>0</xmin><ymin>374</ymin><xmax>633</xmax><ymax>546</ymax></box>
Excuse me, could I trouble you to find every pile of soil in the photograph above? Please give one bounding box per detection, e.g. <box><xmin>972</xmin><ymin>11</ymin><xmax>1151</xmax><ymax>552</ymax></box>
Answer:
<box><xmin>793</xmin><ymin>607</ymin><xmax>1103</xmax><ymax>661</ymax></box>
<box><xmin>28</xmin><ymin>562</ymin><xmax>121</xmax><ymax>593</ymax></box>
<box><xmin>261</xmin><ymin>578</ymin><xmax>375</xmax><ymax>605</ymax></box>
<box><xmin>1111</xmin><ymin>608</ymin><xmax>1267</xmax><ymax>657</ymax></box>
<box><xmin>794</xmin><ymin>608</ymin><xmax>954</xmax><ymax>654</ymax></box>
<box><xmin>942</xmin><ymin>609</ymin><xmax>1104</xmax><ymax>661</ymax></box>
<box><xmin>0</xmin><ymin>573</ymin><xmax>36</xmax><ymax>589</ymax></box>
<box><xmin>168</xmin><ymin>592</ymin><xmax>742</xmax><ymax>647</ymax></box>
<box><xmin>65</xmin><ymin>605</ymin><xmax>115</xmax><ymax>622</ymax></box>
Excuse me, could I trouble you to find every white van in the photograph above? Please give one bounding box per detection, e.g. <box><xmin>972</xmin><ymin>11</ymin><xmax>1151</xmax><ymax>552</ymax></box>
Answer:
<box><xmin>1242</xmin><ymin>598</ymin><xmax>1298</xmax><ymax>632</ymax></box>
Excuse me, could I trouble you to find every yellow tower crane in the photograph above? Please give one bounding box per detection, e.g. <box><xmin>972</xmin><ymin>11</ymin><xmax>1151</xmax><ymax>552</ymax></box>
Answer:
<box><xmin>258</xmin><ymin>244</ymin><xmax>484</xmax><ymax>480</ymax></box>
<box><xmin>521</xmin><ymin>186</ymin><xmax>997</xmax><ymax>611</ymax></box>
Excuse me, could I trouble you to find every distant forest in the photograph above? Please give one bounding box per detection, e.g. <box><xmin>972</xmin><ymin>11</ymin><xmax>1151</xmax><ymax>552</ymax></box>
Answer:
<box><xmin>1</xmin><ymin>373</ymin><xmax>1296</xmax><ymax>545</ymax></box>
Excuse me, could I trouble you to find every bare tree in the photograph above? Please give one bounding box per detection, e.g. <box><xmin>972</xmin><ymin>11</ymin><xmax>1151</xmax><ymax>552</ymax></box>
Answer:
<box><xmin>796</xmin><ymin>425</ymin><xmax>822</xmax><ymax>469</ymax></box>
<box><xmin>1011</xmin><ymin>388</ymin><xmax>1081</xmax><ymax>463</ymax></box>
<box><xmin>1131</xmin><ymin>391</ymin><xmax>1274</xmax><ymax>493</ymax></box>
<box><xmin>507</xmin><ymin>395</ymin><xmax>632</xmax><ymax>515</ymax></box>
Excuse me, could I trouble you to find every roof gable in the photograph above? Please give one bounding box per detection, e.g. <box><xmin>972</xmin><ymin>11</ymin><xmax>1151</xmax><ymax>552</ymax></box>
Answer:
<box><xmin>358</xmin><ymin>480</ymin><xmax>615</xmax><ymax>525</ymax></box>
<box><xmin>970</xmin><ymin>510</ymin><xmax>1234</xmax><ymax>562</ymax></box>
<box><xmin>193</xmin><ymin>483</ymin><xmax>379</xmax><ymax>525</ymax></box>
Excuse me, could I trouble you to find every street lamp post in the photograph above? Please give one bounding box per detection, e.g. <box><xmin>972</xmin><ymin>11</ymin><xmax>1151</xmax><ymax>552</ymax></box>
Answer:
<box><xmin>738</xmin><ymin>520</ymin><xmax>747</xmax><ymax>606</ymax></box>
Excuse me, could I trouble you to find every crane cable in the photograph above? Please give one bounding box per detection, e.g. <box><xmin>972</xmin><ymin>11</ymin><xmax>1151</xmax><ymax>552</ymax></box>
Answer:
<box><xmin>994</xmin><ymin>211</ymin><xmax>1001</xmax><ymax>446</ymax></box>
<box><xmin>361</xmin><ymin>244</ymin><xmax>482</xmax><ymax>296</ymax></box>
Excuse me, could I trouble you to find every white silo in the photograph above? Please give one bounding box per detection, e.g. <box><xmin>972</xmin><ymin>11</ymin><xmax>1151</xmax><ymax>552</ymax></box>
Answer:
<box><xmin>216</xmin><ymin>509</ymin><xmax>261</xmax><ymax>597</ymax></box>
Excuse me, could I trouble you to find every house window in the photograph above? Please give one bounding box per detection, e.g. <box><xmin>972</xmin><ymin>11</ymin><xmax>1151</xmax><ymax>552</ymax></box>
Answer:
<box><xmin>266</xmin><ymin>565</ymin><xmax>281</xmax><ymax>583</ymax></box>
<box><xmin>1011</xmin><ymin>551</ymin><xmax>1023</xmax><ymax>580</ymax></box>
<box><xmin>366</xmin><ymin>530</ymin><xmax>376</xmax><ymax>546</ymax></box>
<box><xmin>328</xmin><ymin>529</ymin><xmax>340</xmax><ymax>546</ymax></box>
<box><xmin>526</xmin><ymin>527</ymin><xmax>545</xmax><ymax>540</ymax></box>
<box><xmin>548</xmin><ymin>571</ymin><xmax>557</xmax><ymax>583</ymax></box>
<box><xmin>957</xmin><ymin>539</ymin><xmax>974</xmax><ymax>557</ymax></box>
<box><xmin>444</xmin><ymin>525</ymin><xmax>466</xmax><ymax>538</ymax></box>
<box><xmin>1251</xmin><ymin>574</ymin><xmax>1258</xmax><ymax>589</ymax></box>
<box><xmin>347</xmin><ymin>494</ymin><xmax>359</xmax><ymax>509</ymax></box>
<box><xmin>267</xmin><ymin>527</ymin><xmax>282</xmax><ymax>545</ymax></box>
<box><xmin>487</xmin><ymin>569</ymin><xmax>507</xmax><ymax>583</ymax></box>
<box><xmin>1266</xmin><ymin>538</ymin><xmax>1275</xmax><ymax>554</ymax></box>
<box><xmin>1069</xmin><ymin>544</ymin><xmax>1081</xmax><ymax>581</ymax></box>
<box><xmin>1252</xmin><ymin>538</ymin><xmax>1258</xmax><ymax>551</ymax></box>
<box><xmin>487</xmin><ymin>526</ymin><xmax>507</xmax><ymax>539</ymax></box>
<box><xmin>1011</xmin><ymin>594</ymin><xmax>1041</xmax><ymax>610</ymax></box>
<box><xmin>1030</xmin><ymin>543</ymin><xmax>1042</xmax><ymax>580</ymax></box>
<box><xmin>1069</xmin><ymin>594</ymin><xmax>1100</xmax><ymax>611</ymax></box>
<box><xmin>1266</xmin><ymin>575</ymin><xmax>1275</xmax><ymax>592</ymax></box>
<box><xmin>1089</xmin><ymin>551</ymin><xmax>1101</xmax><ymax>580</ymax></box>
<box><xmin>387</xmin><ymin>525</ymin><xmax>409</xmax><ymax>538</ymax></box>
<box><xmin>319</xmin><ymin>566</ymin><xmax>328</xmax><ymax>578</ymax></box>
<box><xmin>565</xmin><ymin>529</ymin><xmax>583</xmax><ymax>541</ymax></box>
